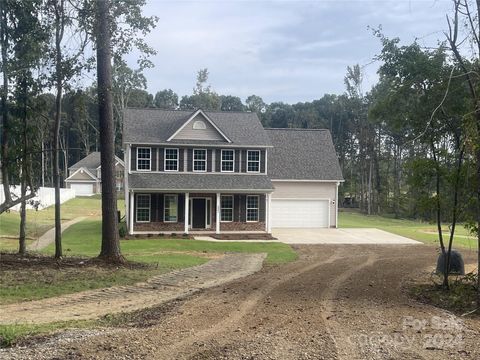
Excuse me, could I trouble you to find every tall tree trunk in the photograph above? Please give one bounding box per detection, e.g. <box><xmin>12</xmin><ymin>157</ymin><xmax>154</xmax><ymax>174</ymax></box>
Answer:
<box><xmin>96</xmin><ymin>0</ymin><xmax>122</xmax><ymax>262</ymax></box>
<box><xmin>0</xmin><ymin>0</ymin><xmax>11</xmax><ymax>205</ymax></box>
<box><xmin>53</xmin><ymin>0</ymin><xmax>65</xmax><ymax>258</ymax></box>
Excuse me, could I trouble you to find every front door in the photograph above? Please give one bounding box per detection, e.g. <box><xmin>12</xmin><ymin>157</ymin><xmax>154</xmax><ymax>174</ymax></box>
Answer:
<box><xmin>192</xmin><ymin>199</ymin><xmax>206</xmax><ymax>228</ymax></box>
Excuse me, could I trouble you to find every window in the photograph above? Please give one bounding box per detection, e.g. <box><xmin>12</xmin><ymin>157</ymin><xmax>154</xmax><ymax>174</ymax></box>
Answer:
<box><xmin>246</xmin><ymin>195</ymin><xmax>259</xmax><ymax>222</ymax></box>
<box><xmin>136</xmin><ymin>194</ymin><xmax>150</xmax><ymax>222</ymax></box>
<box><xmin>221</xmin><ymin>195</ymin><xmax>233</xmax><ymax>222</ymax></box>
<box><xmin>136</xmin><ymin>147</ymin><xmax>151</xmax><ymax>171</ymax></box>
<box><xmin>193</xmin><ymin>120</ymin><xmax>206</xmax><ymax>130</ymax></box>
<box><xmin>164</xmin><ymin>194</ymin><xmax>178</xmax><ymax>222</ymax></box>
<box><xmin>221</xmin><ymin>150</ymin><xmax>235</xmax><ymax>172</ymax></box>
<box><xmin>164</xmin><ymin>148</ymin><xmax>179</xmax><ymax>171</ymax></box>
<box><xmin>193</xmin><ymin>149</ymin><xmax>207</xmax><ymax>172</ymax></box>
<box><xmin>247</xmin><ymin>150</ymin><xmax>260</xmax><ymax>173</ymax></box>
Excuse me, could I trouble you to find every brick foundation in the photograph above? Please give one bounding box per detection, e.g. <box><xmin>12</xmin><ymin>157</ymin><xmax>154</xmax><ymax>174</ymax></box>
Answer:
<box><xmin>220</xmin><ymin>222</ymin><xmax>266</xmax><ymax>232</ymax></box>
<box><xmin>134</xmin><ymin>222</ymin><xmax>184</xmax><ymax>232</ymax></box>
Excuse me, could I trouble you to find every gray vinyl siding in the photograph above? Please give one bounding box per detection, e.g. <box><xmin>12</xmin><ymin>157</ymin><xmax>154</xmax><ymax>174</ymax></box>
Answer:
<box><xmin>158</xmin><ymin>148</ymin><xmax>164</xmax><ymax>172</ymax></box>
<box><xmin>207</xmin><ymin>149</ymin><xmax>213</xmax><ymax>172</ymax></box>
<box><xmin>241</xmin><ymin>150</ymin><xmax>247</xmax><ymax>173</ymax></box>
<box><xmin>260</xmin><ymin>150</ymin><xmax>266</xmax><ymax>173</ymax></box>
<box><xmin>235</xmin><ymin>150</ymin><xmax>240</xmax><ymax>173</ymax></box>
<box><xmin>178</xmin><ymin>148</ymin><xmax>184</xmax><ymax>172</ymax></box>
<box><xmin>151</xmin><ymin>148</ymin><xmax>157</xmax><ymax>172</ymax></box>
<box><xmin>172</xmin><ymin>114</ymin><xmax>227</xmax><ymax>142</ymax></box>
<box><xmin>131</xmin><ymin>146</ymin><xmax>136</xmax><ymax>170</ymax></box>
<box><xmin>259</xmin><ymin>194</ymin><xmax>266</xmax><ymax>222</ymax></box>
<box><xmin>187</xmin><ymin>149</ymin><xmax>193</xmax><ymax>172</ymax></box>
<box><xmin>215</xmin><ymin>149</ymin><xmax>221</xmax><ymax>172</ymax></box>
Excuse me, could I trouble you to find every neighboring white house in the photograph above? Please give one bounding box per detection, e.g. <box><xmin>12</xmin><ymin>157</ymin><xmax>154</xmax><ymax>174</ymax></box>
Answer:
<box><xmin>65</xmin><ymin>152</ymin><xmax>125</xmax><ymax>196</ymax></box>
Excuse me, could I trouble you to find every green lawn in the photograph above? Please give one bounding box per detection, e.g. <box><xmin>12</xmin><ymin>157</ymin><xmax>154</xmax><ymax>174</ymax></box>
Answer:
<box><xmin>339</xmin><ymin>211</ymin><xmax>478</xmax><ymax>249</ymax></box>
<box><xmin>1</xmin><ymin>216</ymin><xmax>295</xmax><ymax>305</ymax></box>
<box><xmin>43</xmin><ymin>219</ymin><xmax>297</xmax><ymax>265</ymax></box>
<box><xmin>0</xmin><ymin>196</ymin><xmax>125</xmax><ymax>251</ymax></box>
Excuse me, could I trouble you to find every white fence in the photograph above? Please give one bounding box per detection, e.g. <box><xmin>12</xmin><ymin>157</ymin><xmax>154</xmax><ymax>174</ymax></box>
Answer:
<box><xmin>0</xmin><ymin>185</ymin><xmax>76</xmax><ymax>211</ymax></box>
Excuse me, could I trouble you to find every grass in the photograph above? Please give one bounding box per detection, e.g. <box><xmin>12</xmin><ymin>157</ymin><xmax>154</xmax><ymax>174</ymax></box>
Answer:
<box><xmin>0</xmin><ymin>196</ymin><xmax>124</xmax><ymax>251</ymax></box>
<box><xmin>1</xmin><ymin>215</ymin><xmax>295</xmax><ymax>305</ymax></box>
<box><xmin>43</xmin><ymin>219</ymin><xmax>297</xmax><ymax>265</ymax></box>
<box><xmin>339</xmin><ymin>210</ymin><xmax>478</xmax><ymax>250</ymax></box>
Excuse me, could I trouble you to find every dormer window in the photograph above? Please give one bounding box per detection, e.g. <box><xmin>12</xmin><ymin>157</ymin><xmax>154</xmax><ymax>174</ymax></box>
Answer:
<box><xmin>136</xmin><ymin>147</ymin><xmax>151</xmax><ymax>171</ymax></box>
<box><xmin>193</xmin><ymin>120</ymin><xmax>206</xmax><ymax>130</ymax></box>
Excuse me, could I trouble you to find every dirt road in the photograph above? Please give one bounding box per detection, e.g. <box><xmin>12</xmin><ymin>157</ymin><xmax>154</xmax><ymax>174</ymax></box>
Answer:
<box><xmin>3</xmin><ymin>244</ymin><xmax>479</xmax><ymax>360</ymax></box>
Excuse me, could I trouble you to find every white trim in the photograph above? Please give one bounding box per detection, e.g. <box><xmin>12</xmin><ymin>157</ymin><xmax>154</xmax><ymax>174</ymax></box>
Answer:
<box><xmin>246</xmin><ymin>150</ymin><xmax>261</xmax><ymax>173</ymax></box>
<box><xmin>130</xmin><ymin>188</ymin><xmax>274</xmax><ymax>193</ymax></box>
<box><xmin>246</xmin><ymin>195</ymin><xmax>260</xmax><ymax>222</ymax></box>
<box><xmin>129</xmin><ymin>170</ymin><xmax>266</xmax><ymax>176</ymax></box>
<box><xmin>239</xmin><ymin>150</ymin><xmax>242</xmax><ymax>172</ymax></box>
<box><xmin>216</xmin><ymin>193</ymin><xmax>221</xmax><ymax>234</ymax></box>
<box><xmin>220</xmin><ymin>194</ymin><xmax>234</xmax><ymax>222</ymax></box>
<box><xmin>65</xmin><ymin>179</ymin><xmax>97</xmax><ymax>183</ymax></box>
<box><xmin>135</xmin><ymin>194</ymin><xmax>151</xmax><ymax>223</ymax></box>
<box><xmin>65</xmin><ymin>167</ymin><xmax>97</xmax><ymax>181</ymax></box>
<box><xmin>193</xmin><ymin>148</ymin><xmax>207</xmax><ymax>172</ymax></box>
<box><xmin>156</xmin><ymin>148</ymin><xmax>160</xmax><ymax>171</ymax></box>
<box><xmin>184</xmin><ymin>192</ymin><xmax>189</xmax><ymax>234</ymax></box>
<box><xmin>212</xmin><ymin>149</ymin><xmax>216</xmax><ymax>172</ymax></box>
<box><xmin>163</xmin><ymin>194</ymin><xmax>178</xmax><ymax>223</ymax></box>
<box><xmin>128</xmin><ymin>144</ymin><xmax>132</xmax><ymax>174</ymax></box>
<box><xmin>129</xmin><ymin>192</ymin><xmax>134</xmax><ymax>234</ymax></box>
<box><xmin>136</xmin><ymin>147</ymin><xmax>151</xmax><ymax>171</ymax></box>
<box><xmin>220</xmin><ymin>149</ymin><xmax>235</xmax><ymax>173</ymax></box>
<box><xmin>189</xmin><ymin>197</ymin><xmax>212</xmax><ymax>229</ymax></box>
<box><xmin>272</xmin><ymin>197</ymin><xmax>331</xmax><ymax>201</ymax></box>
<box><xmin>265</xmin><ymin>148</ymin><xmax>268</xmax><ymax>175</ymax></box>
<box><xmin>271</xmin><ymin>179</ymin><xmax>345</xmax><ymax>183</ymax></box>
<box><xmin>164</xmin><ymin>148</ymin><xmax>179</xmax><ymax>172</ymax></box>
<box><xmin>166</xmin><ymin>109</ymin><xmax>232</xmax><ymax>143</ymax></box>
<box><xmin>335</xmin><ymin>182</ymin><xmax>339</xmax><ymax>228</ymax></box>
<box><xmin>267</xmin><ymin>193</ymin><xmax>272</xmax><ymax>233</ymax></box>
<box><xmin>125</xmin><ymin>141</ymin><xmax>272</xmax><ymax>148</ymax></box>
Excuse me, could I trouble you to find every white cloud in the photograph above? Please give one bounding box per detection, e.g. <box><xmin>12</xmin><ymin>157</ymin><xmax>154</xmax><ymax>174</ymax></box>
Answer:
<box><xmin>124</xmin><ymin>0</ymin><xmax>453</xmax><ymax>103</ymax></box>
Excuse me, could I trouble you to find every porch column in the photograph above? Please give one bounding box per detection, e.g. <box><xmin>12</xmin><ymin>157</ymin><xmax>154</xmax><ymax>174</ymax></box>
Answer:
<box><xmin>216</xmin><ymin>192</ymin><xmax>221</xmax><ymax>234</ymax></box>
<box><xmin>129</xmin><ymin>191</ymin><xmax>134</xmax><ymax>235</ymax></box>
<box><xmin>184</xmin><ymin>192</ymin><xmax>190</xmax><ymax>234</ymax></box>
<box><xmin>267</xmin><ymin>193</ymin><xmax>272</xmax><ymax>233</ymax></box>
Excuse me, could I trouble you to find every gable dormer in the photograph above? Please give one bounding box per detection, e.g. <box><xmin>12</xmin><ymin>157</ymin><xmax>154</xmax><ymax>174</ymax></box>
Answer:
<box><xmin>167</xmin><ymin>109</ymin><xmax>231</xmax><ymax>143</ymax></box>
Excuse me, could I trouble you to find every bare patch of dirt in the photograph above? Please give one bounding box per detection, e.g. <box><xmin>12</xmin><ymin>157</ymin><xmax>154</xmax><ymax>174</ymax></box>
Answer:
<box><xmin>2</xmin><ymin>245</ymin><xmax>480</xmax><ymax>360</ymax></box>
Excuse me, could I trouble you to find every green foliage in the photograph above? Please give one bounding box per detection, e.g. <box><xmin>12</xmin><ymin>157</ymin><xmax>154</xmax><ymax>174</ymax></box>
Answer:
<box><xmin>154</xmin><ymin>89</ymin><xmax>179</xmax><ymax>109</ymax></box>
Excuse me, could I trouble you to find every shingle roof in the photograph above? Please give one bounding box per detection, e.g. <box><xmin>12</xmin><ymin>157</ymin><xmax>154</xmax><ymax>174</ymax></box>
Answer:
<box><xmin>266</xmin><ymin>129</ymin><xmax>343</xmax><ymax>181</ymax></box>
<box><xmin>128</xmin><ymin>173</ymin><xmax>274</xmax><ymax>192</ymax></box>
<box><xmin>69</xmin><ymin>152</ymin><xmax>102</xmax><ymax>170</ymax></box>
<box><xmin>69</xmin><ymin>152</ymin><xmax>124</xmax><ymax>171</ymax></box>
<box><xmin>123</xmin><ymin>108</ymin><xmax>272</xmax><ymax>147</ymax></box>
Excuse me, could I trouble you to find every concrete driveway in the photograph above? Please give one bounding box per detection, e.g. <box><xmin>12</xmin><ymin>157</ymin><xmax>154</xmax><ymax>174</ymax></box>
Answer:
<box><xmin>273</xmin><ymin>228</ymin><xmax>421</xmax><ymax>245</ymax></box>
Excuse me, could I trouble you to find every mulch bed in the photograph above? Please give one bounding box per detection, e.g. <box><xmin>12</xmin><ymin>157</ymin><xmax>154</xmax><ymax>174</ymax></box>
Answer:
<box><xmin>0</xmin><ymin>252</ymin><xmax>150</xmax><ymax>271</ymax></box>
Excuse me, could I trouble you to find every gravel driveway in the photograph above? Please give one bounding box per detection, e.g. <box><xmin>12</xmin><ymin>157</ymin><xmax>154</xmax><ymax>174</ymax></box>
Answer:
<box><xmin>2</xmin><ymin>244</ymin><xmax>478</xmax><ymax>360</ymax></box>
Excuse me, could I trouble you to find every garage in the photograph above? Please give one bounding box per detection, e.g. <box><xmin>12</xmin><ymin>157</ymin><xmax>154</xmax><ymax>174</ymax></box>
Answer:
<box><xmin>70</xmin><ymin>183</ymin><xmax>94</xmax><ymax>196</ymax></box>
<box><xmin>271</xmin><ymin>199</ymin><xmax>330</xmax><ymax>228</ymax></box>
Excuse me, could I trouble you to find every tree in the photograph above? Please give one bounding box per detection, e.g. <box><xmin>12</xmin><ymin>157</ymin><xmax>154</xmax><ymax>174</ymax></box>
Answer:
<box><xmin>246</xmin><ymin>95</ymin><xmax>266</xmax><ymax>114</ymax></box>
<box><xmin>220</xmin><ymin>95</ymin><xmax>245</xmax><ymax>111</ymax></box>
<box><xmin>179</xmin><ymin>69</ymin><xmax>221</xmax><ymax>110</ymax></box>
<box><xmin>154</xmin><ymin>89</ymin><xmax>178</xmax><ymax>109</ymax></box>
<box><xmin>95</xmin><ymin>0</ymin><xmax>122</xmax><ymax>263</ymax></box>
<box><xmin>444</xmin><ymin>0</ymin><xmax>480</xmax><ymax>305</ymax></box>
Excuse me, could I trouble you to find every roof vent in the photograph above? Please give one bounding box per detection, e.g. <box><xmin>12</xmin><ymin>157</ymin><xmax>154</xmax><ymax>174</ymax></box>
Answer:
<box><xmin>193</xmin><ymin>120</ymin><xmax>206</xmax><ymax>130</ymax></box>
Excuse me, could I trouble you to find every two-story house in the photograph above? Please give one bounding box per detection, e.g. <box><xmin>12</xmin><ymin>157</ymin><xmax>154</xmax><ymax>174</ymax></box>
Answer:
<box><xmin>123</xmin><ymin>108</ymin><xmax>343</xmax><ymax>235</ymax></box>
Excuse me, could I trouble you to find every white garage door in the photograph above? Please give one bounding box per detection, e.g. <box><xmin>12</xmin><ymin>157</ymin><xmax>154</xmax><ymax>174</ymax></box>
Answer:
<box><xmin>271</xmin><ymin>199</ymin><xmax>329</xmax><ymax>228</ymax></box>
<box><xmin>70</xmin><ymin>183</ymin><xmax>94</xmax><ymax>196</ymax></box>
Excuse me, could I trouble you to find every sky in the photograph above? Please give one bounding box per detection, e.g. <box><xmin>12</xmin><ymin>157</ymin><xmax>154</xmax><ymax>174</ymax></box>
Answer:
<box><xmin>127</xmin><ymin>0</ymin><xmax>453</xmax><ymax>104</ymax></box>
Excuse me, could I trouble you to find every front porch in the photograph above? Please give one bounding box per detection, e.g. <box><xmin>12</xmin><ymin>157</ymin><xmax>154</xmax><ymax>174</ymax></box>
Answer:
<box><xmin>127</xmin><ymin>192</ymin><xmax>272</xmax><ymax>235</ymax></box>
